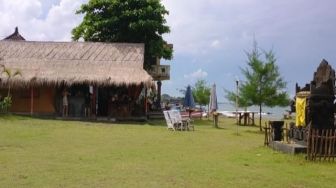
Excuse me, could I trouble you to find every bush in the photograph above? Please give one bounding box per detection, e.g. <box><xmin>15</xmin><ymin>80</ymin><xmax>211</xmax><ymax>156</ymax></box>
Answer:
<box><xmin>0</xmin><ymin>96</ymin><xmax>12</xmax><ymax>113</ymax></box>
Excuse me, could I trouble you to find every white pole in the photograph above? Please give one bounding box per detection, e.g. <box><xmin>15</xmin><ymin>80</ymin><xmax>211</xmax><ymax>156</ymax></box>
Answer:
<box><xmin>236</xmin><ymin>79</ymin><xmax>239</xmax><ymax>135</ymax></box>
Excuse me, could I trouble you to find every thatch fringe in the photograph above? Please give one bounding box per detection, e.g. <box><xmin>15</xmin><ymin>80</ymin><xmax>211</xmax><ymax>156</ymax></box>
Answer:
<box><xmin>0</xmin><ymin>41</ymin><xmax>153</xmax><ymax>88</ymax></box>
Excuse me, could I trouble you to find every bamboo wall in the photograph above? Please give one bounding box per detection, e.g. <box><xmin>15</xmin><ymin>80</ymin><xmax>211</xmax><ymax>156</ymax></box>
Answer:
<box><xmin>0</xmin><ymin>87</ymin><xmax>55</xmax><ymax>114</ymax></box>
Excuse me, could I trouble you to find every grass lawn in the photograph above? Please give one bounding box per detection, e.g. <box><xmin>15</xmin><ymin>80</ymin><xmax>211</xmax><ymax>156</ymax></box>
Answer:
<box><xmin>0</xmin><ymin>115</ymin><xmax>336</xmax><ymax>188</ymax></box>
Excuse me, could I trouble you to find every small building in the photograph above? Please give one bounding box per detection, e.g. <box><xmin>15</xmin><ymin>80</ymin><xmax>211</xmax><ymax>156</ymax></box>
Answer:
<box><xmin>147</xmin><ymin>57</ymin><xmax>171</xmax><ymax>109</ymax></box>
<box><xmin>0</xmin><ymin>29</ymin><xmax>153</xmax><ymax>119</ymax></box>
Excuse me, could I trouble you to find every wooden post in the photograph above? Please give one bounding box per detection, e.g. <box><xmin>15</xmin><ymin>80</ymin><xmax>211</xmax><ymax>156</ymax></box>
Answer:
<box><xmin>213</xmin><ymin>113</ymin><xmax>218</xmax><ymax>128</ymax></box>
<box><xmin>144</xmin><ymin>88</ymin><xmax>148</xmax><ymax>116</ymax></box>
<box><xmin>243</xmin><ymin>112</ymin><xmax>247</xmax><ymax>126</ymax></box>
<box><xmin>264</xmin><ymin>122</ymin><xmax>268</xmax><ymax>146</ymax></box>
<box><xmin>238</xmin><ymin>113</ymin><xmax>242</xmax><ymax>125</ymax></box>
<box><xmin>331</xmin><ymin>130</ymin><xmax>336</xmax><ymax>161</ymax></box>
<box><xmin>235</xmin><ymin>80</ymin><xmax>239</xmax><ymax>125</ymax></box>
<box><xmin>91</xmin><ymin>85</ymin><xmax>97</xmax><ymax>118</ymax></box>
<box><xmin>30</xmin><ymin>87</ymin><xmax>34</xmax><ymax>116</ymax></box>
<box><xmin>324</xmin><ymin>130</ymin><xmax>329</xmax><ymax>161</ymax></box>
<box><xmin>96</xmin><ymin>86</ymin><xmax>99</xmax><ymax>117</ymax></box>
<box><xmin>156</xmin><ymin>80</ymin><xmax>162</xmax><ymax>109</ymax></box>
<box><xmin>252</xmin><ymin>113</ymin><xmax>255</xmax><ymax>125</ymax></box>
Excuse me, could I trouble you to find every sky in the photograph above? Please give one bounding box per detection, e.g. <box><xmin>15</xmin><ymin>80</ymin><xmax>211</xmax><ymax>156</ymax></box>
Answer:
<box><xmin>0</xmin><ymin>0</ymin><xmax>336</xmax><ymax>102</ymax></box>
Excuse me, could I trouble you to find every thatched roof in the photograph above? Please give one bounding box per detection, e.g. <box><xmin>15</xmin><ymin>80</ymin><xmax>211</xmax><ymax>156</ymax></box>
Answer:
<box><xmin>0</xmin><ymin>40</ymin><xmax>153</xmax><ymax>87</ymax></box>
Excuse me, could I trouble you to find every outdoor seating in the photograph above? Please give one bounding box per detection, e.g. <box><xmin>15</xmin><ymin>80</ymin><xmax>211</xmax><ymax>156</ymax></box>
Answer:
<box><xmin>166</xmin><ymin>110</ymin><xmax>182</xmax><ymax>130</ymax></box>
<box><xmin>169</xmin><ymin>110</ymin><xmax>194</xmax><ymax>131</ymax></box>
<box><xmin>186</xmin><ymin>118</ymin><xmax>194</xmax><ymax>131</ymax></box>
<box><xmin>163</xmin><ymin>110</ymin><xmax>176</xmax><ymax>131</ymax></box>
<box><xmin>163</xmin><ymin>110</ymin><xmax>194</xmax><ymax>131</ymax></box>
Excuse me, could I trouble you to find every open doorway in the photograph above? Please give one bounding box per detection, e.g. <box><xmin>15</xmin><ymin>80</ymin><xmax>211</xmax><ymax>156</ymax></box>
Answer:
<box><xmin>55</xmin><ymin>84</ymin><xmax>90</xmax><ymax>117</ymax></box>
<box><xmin>98</xmin><ymin>87</ymin><xmax>110</xmax><ymax>116</ymax></box>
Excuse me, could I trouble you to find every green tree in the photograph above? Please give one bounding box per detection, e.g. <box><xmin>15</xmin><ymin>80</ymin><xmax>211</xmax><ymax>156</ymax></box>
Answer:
<box><xmin>228</xmin><ymin>42</ymin><xmax>290</xmax><ymax>131</ymax></box>
<box><xmin>1</xmin><ymin>66</ymin><xmax>21</xmax><ymax>97</ymax></box>
<box><xmin>72</xmin><ymin>0</ymin><xmax>173</xmax><ymax>70</ymax></box>
<box><xmin>225</xmin><ymin>90</ymin><xmax>251</xmax><ymax>110</ymax></box>
<box><xmin>192</xmin><ymin>79</ymin><xmax>211</xmax><ymax>107</ymax></box>
<box><xmin>0</xmin><ymin>64</ymin><xmax>21</xmax><ymax>112</ymax></box>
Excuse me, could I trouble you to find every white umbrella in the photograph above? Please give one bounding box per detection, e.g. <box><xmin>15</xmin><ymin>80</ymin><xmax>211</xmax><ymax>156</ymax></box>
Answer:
<box><xmin>209</xmin><ymin>84</ymin><xmax>218</xmax><ymax>127</ymax></box>
<box><xmin>210</xmin><ymin>84</ymin><xmax>218</xmax><ymax>112</ymax></box>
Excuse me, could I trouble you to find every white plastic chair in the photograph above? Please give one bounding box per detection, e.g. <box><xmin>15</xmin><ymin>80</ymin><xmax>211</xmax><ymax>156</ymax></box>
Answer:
<box><xmin>163</xmin><ymin>110</ymin><xmax>175</xmax><ymax>131</ymax></box>
<box><xmin>169</xmin><ymin>110</ymin><xmax>193</xmax><ymax>131</ymax></box>
<box><xmin>168</xmin><ymin>110</ymin><xmax>182</xmax><ymax>131</ymax></box>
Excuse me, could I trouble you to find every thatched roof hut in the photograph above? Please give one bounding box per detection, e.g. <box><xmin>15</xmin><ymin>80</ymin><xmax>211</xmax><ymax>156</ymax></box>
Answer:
<box><xmin>0</xmin><ymin>40</ymin><xmax>153</xmax><ymax>87</ymax></box>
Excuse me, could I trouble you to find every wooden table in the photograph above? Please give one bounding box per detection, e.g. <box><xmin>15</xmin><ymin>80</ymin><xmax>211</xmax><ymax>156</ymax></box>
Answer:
<box><xmin>236</xmin><ymin>112</ymin><xmax>256</xmax><ymax>126</ymax></box>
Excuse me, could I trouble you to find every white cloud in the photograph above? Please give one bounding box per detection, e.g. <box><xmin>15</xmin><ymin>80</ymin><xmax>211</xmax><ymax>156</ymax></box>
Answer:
<box><xmin>0</xmin><ymin>0</ymin><xmax>42</xmax><ymax>37</ymax></box>
<box><xmin>0</xmin><ymin>0</ymin><xmax>42</xmax><ymax>19</ymax></box>
<box><xmin>37</xmin><ymin>0</ymin><xmax>85</xmax><ymax>41</ymax></box>
<box><xmin>210</xmin><ymin>39</ymin><xmax>221</xmax><ymax>48</ymax></box>
<box><xmin>184</xmin><ymin>69</ymin><xmax>208</xmax><ymax>80</ymax></box>
<box><xmin>163</xmin><ymin>80</ymin><xmax>173</xmax><ymax>85</ymax></box>
<box><xmin>0</xmin><ymin>0</ymin><xmax>86</xmax><ymax>41</ymax></box>
<box><xmin>161</xmin><ymin>0</ymin><xmax>336</xmax><ymax>59</ymax></box>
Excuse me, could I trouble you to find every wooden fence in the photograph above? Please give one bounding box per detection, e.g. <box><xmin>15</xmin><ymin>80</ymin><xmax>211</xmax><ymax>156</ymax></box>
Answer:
<box><xmin>307</xmin><ymin>129</ymin><xmax>336</xmax><ymax>161</ymax></box>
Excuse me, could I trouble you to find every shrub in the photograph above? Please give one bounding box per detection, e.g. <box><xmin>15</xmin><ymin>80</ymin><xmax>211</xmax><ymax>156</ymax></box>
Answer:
<box><xmin>0</xmin><ymin>96</ymin><xmax>12</xmax><ymax>113</ymax></box>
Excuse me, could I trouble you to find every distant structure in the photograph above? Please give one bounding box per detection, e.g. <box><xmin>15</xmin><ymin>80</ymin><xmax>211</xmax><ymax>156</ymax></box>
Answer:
<box><xmin>3</xmin><ymin>27</ymin><xmax>26</xmax><ymax>41</ymax></box>
<box><xmin>289</xmin><ymin>59</ymin><xmax>336</xmax><ymax>142</ymax></box>
<box><xmin>307</xmin><ymin>59</ymin><xmax>335</xmax><ymax>130</ymax></box>
<box><xmin>269</xmin><ymin>60</ymin><xmax>336</xmax><ymax>160</ymax></box>
<box><xmin>147</xmin><ymin>44</ymin><xmax>173</xmax><ymax>109</ymax></box>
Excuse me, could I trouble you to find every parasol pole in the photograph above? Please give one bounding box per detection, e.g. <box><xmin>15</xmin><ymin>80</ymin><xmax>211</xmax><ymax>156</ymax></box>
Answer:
<box><xmin>236</xmin><ymin>79</ymin><xmax>239</xmax><ymax>135</ymax></box>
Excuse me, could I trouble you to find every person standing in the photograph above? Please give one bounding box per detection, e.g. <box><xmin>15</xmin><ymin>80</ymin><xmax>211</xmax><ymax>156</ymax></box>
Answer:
<box><xmin>84</xmin><ymin>93</ymin><xmax>91</xmax><ymax>118</ymax></box>
<box><xmin>62</xmin><ymin>88</ymin><xmax>71</xmax><ymax>117</ymax></box>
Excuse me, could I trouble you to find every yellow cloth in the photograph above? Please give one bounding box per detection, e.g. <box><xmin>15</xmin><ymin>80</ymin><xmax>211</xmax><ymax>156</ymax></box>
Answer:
<box><xmin>295</xmin><ymin>97</ymin><xmax>306</xmax><ymax>126</ymax></box>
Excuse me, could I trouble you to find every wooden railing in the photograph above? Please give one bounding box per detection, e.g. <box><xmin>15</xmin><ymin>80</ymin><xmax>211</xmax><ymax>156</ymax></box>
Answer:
<box><xmin>307</xmin><ymin>129</ymin><xmax>336</xmax><ymax>161</ymax></box>
<box><xmin>264</xmin><ymin>123</ymin><xmax>336</xmax><ymax>161</ymax></box>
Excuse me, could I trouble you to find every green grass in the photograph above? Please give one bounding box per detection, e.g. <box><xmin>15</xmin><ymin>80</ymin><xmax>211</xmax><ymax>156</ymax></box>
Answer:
<box><xmin>0</xmin><ymin>115</ymin><xmax>335</xmax><ymax>188</ymax></box>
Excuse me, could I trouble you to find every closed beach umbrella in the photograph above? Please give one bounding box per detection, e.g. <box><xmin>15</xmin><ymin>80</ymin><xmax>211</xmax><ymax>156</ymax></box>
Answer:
<box><xmin>210</xmin><ymin>84</ymin><xmax>218</xmax><ymax>112</ymax></box>
<box><xmin>184</xmin><ymin>85</ymin><xmax>195</xmax><ymax>109</ymax></box>
<box><xmin>184</xmin><ymin>85</ymin><xmax>195</xmax><ymax>117</ymax></box>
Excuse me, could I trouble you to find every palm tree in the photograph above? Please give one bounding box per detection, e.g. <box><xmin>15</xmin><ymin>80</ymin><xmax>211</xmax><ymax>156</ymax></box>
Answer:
<box><xmin>1</xmin><ymin>66</ymin><xmax>22</xmax><ymax>97</ymax></box>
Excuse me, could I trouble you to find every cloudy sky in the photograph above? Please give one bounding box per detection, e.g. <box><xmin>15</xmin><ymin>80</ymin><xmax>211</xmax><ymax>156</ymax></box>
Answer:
<box><xmin>1</xmin><ymin>0</ymin><xmax>336</xmax><ymax>101</ymax></box>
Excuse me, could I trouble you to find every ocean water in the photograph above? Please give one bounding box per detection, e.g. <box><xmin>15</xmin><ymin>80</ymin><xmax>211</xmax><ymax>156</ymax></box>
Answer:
<box><xmin>218</xmin><ymin>102</ymin><xmax>290</xmax><ymax>120</ymax></box>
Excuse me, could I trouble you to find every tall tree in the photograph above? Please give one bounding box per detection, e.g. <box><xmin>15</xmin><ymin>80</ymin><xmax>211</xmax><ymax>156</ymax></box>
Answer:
<box><xmin>228</xmin><ymin>42</ymin><xmax>290</xmax><ymax>131</ymax></box>
<box><xmin>192</xmin><ymin>79</ymin><xmax>211</xmax><ymax>107</ymax></box>
<box><xmin>225</xmin><ymin>91</ymin><xmax>251</xmax><ymax>110</ymax></box>
<box><xmin>72</xmin><ymin>0</ymin><xmax>173</xmax><ymax>70</ymax></box>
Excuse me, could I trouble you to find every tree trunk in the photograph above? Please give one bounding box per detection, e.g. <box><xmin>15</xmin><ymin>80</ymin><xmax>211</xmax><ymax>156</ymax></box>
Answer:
<box><xmin>207</xmin><ymin>104</ymin><xmax>210</xmax><ymax>120</ymax></box>
<box><xmin>259</xmin><ymin>104</ymin><xmax>262</xmax><ymax>131</ymax></box>
<box><xmin>7</xmin><ymin>84</ymin><xmax>11</xmax><ymax>97</ymax></box>
<box><xmin>258</xmin><ymin>76</ymin><xmax>262</xmax><ymax>131</ymax></box>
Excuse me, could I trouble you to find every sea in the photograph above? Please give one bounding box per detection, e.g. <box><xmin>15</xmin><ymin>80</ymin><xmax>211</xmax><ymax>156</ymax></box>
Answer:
<box><xmin>217</xmin><ymin>102</ymin><xmax>290</xmax><ymax>120</ymax></box>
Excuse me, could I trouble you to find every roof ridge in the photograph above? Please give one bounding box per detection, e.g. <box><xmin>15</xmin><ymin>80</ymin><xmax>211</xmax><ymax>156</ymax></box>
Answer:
<box><xmin>0</xmin><ymin>40</ymin><xmax>144</xmax><ymax>46</ymax></box>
